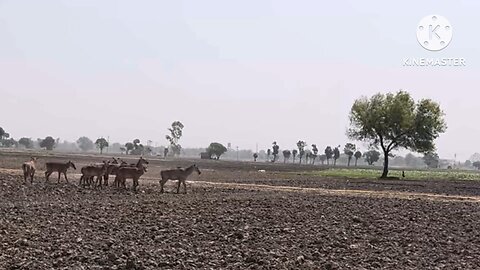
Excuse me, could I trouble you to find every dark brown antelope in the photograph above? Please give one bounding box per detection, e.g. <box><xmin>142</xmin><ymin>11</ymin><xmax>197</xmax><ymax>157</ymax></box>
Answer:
<box><xmin>103</xmin><ymin>159</ymin><xmax>129</xmax><ymax>186</ymax></box>
<box><xmin>45</xmin><ymin>161</ymin><xmax>76</xmax><ymax>183</ymax></box>
<box><xmin>112</xmin><ymin>157</ymin><xmax>149</xmax><ymax>188</ymax></box>
<box><xmin>86</xmin><ymin>157</ymin><xmax>125</xmax><ymax>187</ymax></box>
<box><xmin>160</xmin><ymin>164</ymin><xmax>201</xmax><ymax>194</ymax></box>
<box><xmin>22</xmin><ymin>157</ymin><xmax>38</xmax><ymax>183</ymax></box>
<box><xmin>114</xmin><ymin>164</ymin><xmax>147</xmax><ymax>191</ymax></box>
<box><xmin>79</xmin><ymin>161</ymin><xmax>109</xmax><ymax>188</ymax></box>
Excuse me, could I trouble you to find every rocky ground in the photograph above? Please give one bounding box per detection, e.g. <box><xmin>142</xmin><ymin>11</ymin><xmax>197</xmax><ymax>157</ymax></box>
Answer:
<box><xmin>2</xmin><ymin>168</ymin><xmax>480</xmax><ymax>270</ymax></box>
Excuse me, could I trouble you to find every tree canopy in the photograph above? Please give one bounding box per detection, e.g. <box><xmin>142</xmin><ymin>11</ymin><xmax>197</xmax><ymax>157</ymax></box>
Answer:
<box><xmin>364</xmin><ymin>150</ymin><xmax>380</xmax><ymax>165</ymax></box>
<box><xmin>40</xmin><ymin>136</ymin><xmax>56</xmax><ymax>150</ymax></box>
<box><xmin>423</xmin><ymin>152</ymin><xmax>440</xmax><ymax>168</ymax></box>
<box><xmin>77</xmin><ymin>136</ymin><xmax>94</xmax><ymax>152</ymax></box>
<box><xmin>297</xmin><ymin>141</ymin><xmax>306</xmax><ymax>164</ymax></box>
<box><xmin>0</xmin><ymin>127</ymin><xmax>7</xmax><ymax>141</ymax></box>
<box><xmin>324</xmin><ymin>146</ymin><xmax>333</xmax><ymax>165</ymax></box>
<box><xmin>18</xmin><ymin>137</ymin><xmax>34</xmax><ymax>149</ymax></box>
<box><xmin>354</xmin><ymin>150</ymin><xmax>362</xmax><ymax>166</ymax></box>
<box><xmin>282</xmin><ymin>150</ymin><xmax>291</xmax><ymax>163</ymax></box>
<box><xmin>348</xmin><ymin>91</ymin><xmax>446</xmax><ymax>178</ymax></box>
<box><xmin>272</xmin><ymin>141</ymin><xmax>280</xmax><ymax>162</ymax></box>
<box><xmin>473</xmin><ymin>161</ymin><xmax>480</xmax><ymax>170</ymax></box>
<box><xmin>166</xmin><ymin>121</ymin><xmax>184</xmax><ymax>156</ymax></box>
<box><xmin>344</xmin><ymin>143</ymin><xmax>356</xmax><ymax>166</ymax></box>
<box><xmin>207</xmin><ymin>142</ymin><xmax>227</xmax><ymax>159</ymax></box>
<box><xmin>95</xmin><ymin>138</ymin><xmax>109</xmax><ymax>154</ymax></box>
<box><xmin>333</xmin><ymin>147</ymin><xmax>340</xmax><ymax>166</ymax></box>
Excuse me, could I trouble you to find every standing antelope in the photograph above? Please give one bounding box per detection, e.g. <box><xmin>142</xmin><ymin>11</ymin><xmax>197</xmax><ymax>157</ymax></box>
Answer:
<box><xmin>103</xmin><ymin>158</ymin><xmax>129</xmax><ymax>186</ymax></box>
<box><xmin>160</xmin><ymin>164</ymin><xmax>201</xmax><ymax>194</ymax></box>
<box><xmin>79</xmin><ymin>161</ymin><xmax>109</xmax><ymax>188</ymax></box>
<box><xmin>22</xmin><ymin>157</ymin><xmax>38</xmax><ymax>183</ymax></box>
<box><xmin>86</xmin><ymin>157</ymin><xmax>125</xmax><ymax>187</ymax></box>
<box><xmin>112</xmin><ymin>157</ymin><xmax>149</xmax><ymax>188</ymax></box>
<box><xmin>114</xmin><ymin>164</ymin><xmax>147</xmax><ymax>191</ymax></box>
<box><xmin>45</xmin><ymin>161</ymin><xmax>76</xmax><ymax>183</ymax></box>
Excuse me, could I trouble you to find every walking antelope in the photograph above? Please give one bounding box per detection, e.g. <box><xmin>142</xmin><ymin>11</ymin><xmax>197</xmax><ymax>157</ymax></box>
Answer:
<box><xmin>160</xmin><ymin>164</ymin><xmax>201</xmax><ymax>194</ymax></box>
<box><xmin>45</xmin><ymin>161</ymin><xmax>77</xmax><ymax>183</ymax></box>
<box><xmin>22</xmin><ymin>157</ymin><xmax>38</xmax><ymax>183</ymax></box>
<box><xmin>114</xmin><ymin>164</ymin><xmax>147</xmax><ymax>191</ymax></box>
<box><xmin>79</xmin><ymin>161</ymin><xmax>109</xmax><ymax>188</ymax></box>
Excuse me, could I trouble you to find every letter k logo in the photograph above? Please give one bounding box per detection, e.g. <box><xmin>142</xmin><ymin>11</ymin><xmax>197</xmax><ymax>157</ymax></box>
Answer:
<box><xmin>416</xmin><ymin>15</ymin><xmax>452</xmax><ymax>51</ymax></box>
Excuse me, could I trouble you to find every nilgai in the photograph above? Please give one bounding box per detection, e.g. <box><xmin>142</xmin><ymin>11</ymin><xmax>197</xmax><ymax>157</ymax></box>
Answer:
<box><xmin>112</xmin><ymin>157</ymin><xmax>149</xmax><ymax>188</ymax></box>
<box><xmin>22</xmin><ymin>157</ymin><xmax>38</xmax><ymax>183</ymax></box>
<box><xmin>114</xmin><ymin>164</ymin><xmax>147</xmax><ymax>191</ymax></box>
<box><xmin>160</xmin><ymin>164</ymin><xmax>201</xmax><ymax>194</ymax></box>
<box><xmin>45</xmin><ymin>161</ymin><xmax>77</xmax><ymax>183</ymax></box>
<box><xmin>79</xmin><ymin>161</ymin><xmax>109</xmax><ymax>188</ymax></box>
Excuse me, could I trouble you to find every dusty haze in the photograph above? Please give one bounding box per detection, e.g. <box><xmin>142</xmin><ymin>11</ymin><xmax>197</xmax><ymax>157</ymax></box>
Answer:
<box><xmin>1</xmin><ymin>1</ymin><xmax>479</xmax><ymax>160</ymax></box>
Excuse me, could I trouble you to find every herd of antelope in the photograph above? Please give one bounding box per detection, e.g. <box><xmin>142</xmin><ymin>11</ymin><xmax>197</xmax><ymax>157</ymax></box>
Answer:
<box><xmin>21</xmin><ymin>156</ymin><xmax>201</xmax><ymax>193</ymax></box>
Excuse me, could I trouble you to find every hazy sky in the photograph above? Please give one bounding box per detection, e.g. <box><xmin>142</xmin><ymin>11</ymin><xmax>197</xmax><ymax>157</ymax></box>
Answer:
<box><xmin>1</xmin><ymin>0</ymin><xmax>479</xmax><ymax>160</ymax></box>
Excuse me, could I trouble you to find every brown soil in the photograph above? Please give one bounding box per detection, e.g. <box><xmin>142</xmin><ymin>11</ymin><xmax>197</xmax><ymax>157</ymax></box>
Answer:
<box><xmin>2</xmin><ymin>152</ymin><xmax>480</xmax><ymax>269</ymax></box>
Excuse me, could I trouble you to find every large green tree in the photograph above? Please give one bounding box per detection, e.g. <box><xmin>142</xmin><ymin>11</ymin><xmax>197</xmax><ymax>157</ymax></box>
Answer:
<box><xmin>348</xmin><ymin>91</ymin><xmax>447</xmax><ymax>178</ymax></box>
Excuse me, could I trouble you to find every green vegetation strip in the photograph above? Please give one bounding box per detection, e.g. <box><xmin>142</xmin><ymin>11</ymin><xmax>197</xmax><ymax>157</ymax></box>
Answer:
<box><xmin>302</xmin><ymin>168</ymin><xmax>480</xmax><ymax>181</ymax></box>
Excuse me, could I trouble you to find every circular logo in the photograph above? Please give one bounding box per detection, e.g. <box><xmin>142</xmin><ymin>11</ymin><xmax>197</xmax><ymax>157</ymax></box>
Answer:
<box><xmin>416</xmin><ymin>15</ymin><xmax>452</xmax><ymax>51</ymax></box>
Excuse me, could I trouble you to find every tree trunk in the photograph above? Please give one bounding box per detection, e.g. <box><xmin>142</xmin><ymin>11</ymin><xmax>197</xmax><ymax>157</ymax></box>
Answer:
<box><xmin>381</xmin><ymin>152</ymin><xmax>389</xmax><ymax>178</ymax></box>
<box><xmin>355</xmin><ymin>158</ymin><xmax>358</xmax><ymax>166</ymax></box>
<box><xmin>347</xmin><ymin>157</ymin><xmax>351</xmax><ymax>166</ymax></box>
